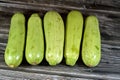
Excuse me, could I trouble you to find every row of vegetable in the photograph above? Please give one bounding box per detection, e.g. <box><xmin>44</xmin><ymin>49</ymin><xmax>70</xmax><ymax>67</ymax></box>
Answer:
<box><xmin>4</xmin><ymin>10</ymin><xmax>101</xmax><ymax>68</ymax></box>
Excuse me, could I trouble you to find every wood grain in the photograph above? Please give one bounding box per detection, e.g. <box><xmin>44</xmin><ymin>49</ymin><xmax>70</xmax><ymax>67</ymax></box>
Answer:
<box><xmin>0</xmin><ymin>0</ymin><xmax>120</xmax><ymax>79</ymax></box>
<box><xmin>0</xmin><ymin>0</ymin><xmax>120</xmax><ymax>9</ymax></box>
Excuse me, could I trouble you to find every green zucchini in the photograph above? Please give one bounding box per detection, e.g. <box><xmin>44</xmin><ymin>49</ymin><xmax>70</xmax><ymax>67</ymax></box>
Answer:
<box><xmin>25</xmin><ymin>13</ymin><xmax>44</xmax><ymax>65</ymax></box>
<box><xmin>82</xmin><ymin>16</ymin><xmax>101</xmax><ymax>67</ymax></box>
<box><xmin>64</xmin><ymin>10</ymin><xmax>83</xmax><ymax>66</ymax></box>
<box><xmin>4</xmin><ymin>13</ymin><xmax>25</xmax><ymax>68</ymax></box>
<box><xmin>44</xmin><ymin>11</ymin><xmax>64</xmax><ymax>66</ymax></box>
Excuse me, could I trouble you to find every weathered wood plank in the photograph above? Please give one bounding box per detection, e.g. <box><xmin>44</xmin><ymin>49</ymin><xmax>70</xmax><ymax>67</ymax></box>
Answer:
<box><xmin>0</xmin><ymin>54</ymin><xmax>120</xmax><ymax>80</ymax></box>
<box><xmin>0</xmin><ymin>0</ymin><xmax>120</xmax><ymax>10</ymax></box>
<box><xmin>0</xmin><ymin>0</ymin><xmax>120</xmax><ymax>9</ymax></box>
<box><xmin>0</xmin><ymin>1</ymin><xmax>120</xmax><ymax>79</ymax></box>
<box><xmin>0</xmin><ymin>68</ymin><xmax>89</xmax><ymax>80</ymax></box>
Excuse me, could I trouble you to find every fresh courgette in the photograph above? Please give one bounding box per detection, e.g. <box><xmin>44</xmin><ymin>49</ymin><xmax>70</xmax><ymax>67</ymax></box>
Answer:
<box><xmin>64</xmin><ymin>10</ymin><xmax>83</xmax><ymax>66</ymax></box>
<box><xmin>82</xmin><ymin>16</ymin><xmax>101</xmax><ymax>67</ymax></box>
<box><xmin>44</xmin><ymin>11</ymin><xmax>64</xmax><ymax>66</ymax></box>
<box><xmin>26</xmin><ymin>13</ymin><xmax>44</xmax><ymax>65</ymax></box>
<box><xmin>4</xmin><ymin>13</ymin><xmax>25</xmax><ymax>68</ymax></box>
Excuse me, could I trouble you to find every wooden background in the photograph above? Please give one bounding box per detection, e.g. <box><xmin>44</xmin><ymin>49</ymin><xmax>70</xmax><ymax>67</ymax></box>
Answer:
<box><xmin>0</xmin><ymin>0</ymin><xmax>120</xmax><ymax>79</ymax></box>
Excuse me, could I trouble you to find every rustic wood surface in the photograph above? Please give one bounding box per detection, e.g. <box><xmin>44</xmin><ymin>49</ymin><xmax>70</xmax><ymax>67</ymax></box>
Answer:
<box><xmin>0</xmin><ymin>0</ymin><xmax>120</xmax><ymax>79</ymax></box>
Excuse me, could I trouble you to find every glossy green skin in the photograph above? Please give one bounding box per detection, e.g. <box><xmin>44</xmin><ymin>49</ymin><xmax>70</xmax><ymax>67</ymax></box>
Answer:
<box><xmin>26</xmin><ymin>14</ymin><xmax>44</xmax><ymax>65</ymax></box>
<box><xmin>4</xmin><ymin>13</ymin><xmax>25</xmax><ymax>68</ymax></box>
<box><xmin>82</xmin><ymin>16</ymin><xmax>101</xmax><ymax>67</ymax></box>
<box><xmin>44</xmin><ymin>11</ymin><xmax>64</xmax><ymax>66</ymax></box>
<box><xmin>64</xmin><ymin>10</ymin><xmax>83</xmax><ymax>66</ymax></box>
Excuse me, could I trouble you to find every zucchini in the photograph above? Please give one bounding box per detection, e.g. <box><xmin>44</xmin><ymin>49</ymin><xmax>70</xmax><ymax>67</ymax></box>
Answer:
<box><xmin>4</xmin><ymin>13</ymin><xmax>25</xmax><ymax>68</ymax></box>
<box><xmin>44</xmin><ymin>11</ymin><xmax>64</xmax><ymax>66</ymax></box>
<box><xmin>82</xmin><ymin>16</ymin><xmax>101</xmax><ymax>67</ymax></box>
<box><xmin>26</xmin><ymin>13</ymin><xmax>44</xmax><ymax>65</ymax></box>
<box><xmin>64</xmin><ymin>10</ymin><xmax>83</xmax><ymax>66</ymax></box>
